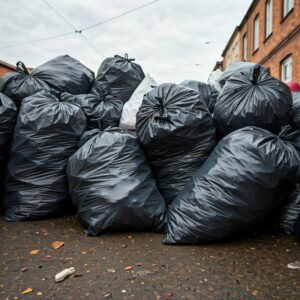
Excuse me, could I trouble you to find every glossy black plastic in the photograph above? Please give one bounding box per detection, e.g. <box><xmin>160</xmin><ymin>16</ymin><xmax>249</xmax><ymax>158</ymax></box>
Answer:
<box><xmin>0</xmin><ymin>93</ymin><xmax>18</xmax><ymax>200</ymax></box>
<box><xmin>4</xmin><ymin>91</ymin><xmax>86</xmax><ymax>221</ymax></box>
<box><xmin>180</xmin><ymin>80</ymin><xmax>219</xmax><ymax>114</ymax></box>
<box><xmin>136</xmin><ymin>83</ymin><xmax>216</xmax><ymax>204</ymax></box>
<box><xmin>67</xmin><ymin>128</ymin><xmax>166</xmax><ymax>235</ymax></box>
<box><xmin>165</xmin><ymin>126</ymin><xmax>300</xmax><ymax>244</ymax></box>
<box><xmin>96</xmin><ymin>54</ymin><xmax>145</xmax><ymax>103</ymax></box>
<box><xmin>31</xmin><ymin>55</ymin><xmax>94</xmax><ymax>94</ymax></box>
<box><xmin>214</xmin><ymin>65</ymin><xmax>292</xmax><ymax>137</ymax></box>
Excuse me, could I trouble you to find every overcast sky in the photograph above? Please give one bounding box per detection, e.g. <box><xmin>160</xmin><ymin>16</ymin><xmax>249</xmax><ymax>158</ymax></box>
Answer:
<box><xmin>0</xmin><ymin>0</ymin><xmax>252</xmax><ymax>83</ymax></box>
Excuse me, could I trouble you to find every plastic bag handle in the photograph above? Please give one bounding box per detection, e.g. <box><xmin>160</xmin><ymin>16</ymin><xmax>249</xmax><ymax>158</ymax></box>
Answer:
<box><xmin>114</xmin><ymin>54</ymin><xmax>135</xmax><ymax>62</ymax></box>
<box><xmin>124</xmin><ymin>53</ymin><xmax>135</xmax><ymax>62</ymax></box>
<box><xmin>16</xmin><ymin>61</ymin><xmax>29</xmax><ymax>75</ymax></box>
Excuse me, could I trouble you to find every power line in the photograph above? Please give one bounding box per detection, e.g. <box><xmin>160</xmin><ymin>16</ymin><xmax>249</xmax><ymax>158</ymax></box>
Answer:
<box><xmin>41</xmin><ymin>0</ymin><xmax>101</xmax><ymax>55</ymax></box>
<box><xmin>81</xmin><ymin>0</ymin><xmax>160</xmax><ymax>31</ymax></box>
<box><xmin>0</xmin><ymin>31</ymin><xmax>74</xmax><ymax>50</ymax></box>
<box><xmin>0</xmin><ymin>0</ymin><xmax>161</xmax><ymax>50</ymax></box>
<box><xmin>41</xmin><ymin>0</ymin><xmax>77</xmax><ymax>31</ymax></box>
<box><xmin>80</xmin><ymin>33</ymin><xmax>102</xmax><ymax>55</ymax></box>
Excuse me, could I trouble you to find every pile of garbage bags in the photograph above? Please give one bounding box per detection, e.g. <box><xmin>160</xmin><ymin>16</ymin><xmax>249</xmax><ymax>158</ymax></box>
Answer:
<box><xmin>1</xmin><ymin>57</ymin><xmax>300</xmax><ymax>244</ymax></box>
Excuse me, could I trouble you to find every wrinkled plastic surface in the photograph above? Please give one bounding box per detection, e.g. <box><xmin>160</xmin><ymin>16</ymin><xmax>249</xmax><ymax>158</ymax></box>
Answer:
<box><xmin>136</xmin><ymin>83</ymin><xmax>216</xmax><ymax>204</ymax></box>
<box><xmin>291</xmin><ymin>92</ymin><xmax>300</xmax><ymax>129</ymax></box>
<box><xmin>180</xmin><ymin>80</ymin><xmax>219</xmax><ymax>114</ymax></box>
<box><xmin>4</xmin><ymin>91</ymin><xmax>86</xmax><ymax>221</ymax></box>
<box><xmin>120</xmin><ymin>74</ymin><xmax>156</xmax><ymax>129</ymax></box>
<box><xmin>165</xmin><ymin>126</ymin><xmax>300</xmax><ymax>244</ymax></box>
<box><xmin>96</xmin><ymin>54</ymin><xmax>145</xmax><ymax>103</ymax></box>
<box><xmin>217</xmin><ymin>62</ymin><xmax>268</xmax><ymax>87</ymax></box>
<box><xmin>63</xmin><ymin>82</ymin><xmax>123</xmax><ymax>130</ymax></box>
<box><xmin>214</xmin><ymin>65</ymin><xmax>292</xmax><ymax>137</ymax></box>
<box><xmin>277</xmin><ymin>184</ymin><xmax>300</xmax><ymax>235</ymax></box>
<box><xmin>0</xmin><ymin>93</ymin><xmax>18</xmax><ymax>198</ymax></box>
<box><xmin>67</xmin><ymin>128</ymin><xmax>166</xmax><ymax>235</ymax></box>
<box><xmin>78</xmin><ymin>129</ymin><xmax>101</xmax><ymax>147</ymax></box>
<box><xmin>31</xmin><ymin>55</ymin><xmax>94</xmax><ymax>94</ymax></box>
<box><xmin>0</xmin><ymin>62</ymin><xmax>51</xmax><ymax>107</ymax></box>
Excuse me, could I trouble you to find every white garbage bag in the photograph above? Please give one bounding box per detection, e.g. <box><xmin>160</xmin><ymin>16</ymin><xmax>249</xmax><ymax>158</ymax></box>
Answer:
<box><xmin>119</xmin><ymin>74</ymin><xmax>156</xmax><ymax>130</ymax></box>
<box><xmin>207</xmin><ymin>69</ymin><xmax>222</xmax><ymax>91</ymax></box>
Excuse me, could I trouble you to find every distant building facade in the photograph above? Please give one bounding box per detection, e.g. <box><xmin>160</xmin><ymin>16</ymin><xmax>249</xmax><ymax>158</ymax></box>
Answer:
<box><xmin>217</xmin><ymin>0</ymin><xmax>300</xmax><ymax>83</ymax></box>
<box><xmin>222</xmin><ymin>27</ymin><xmax>240</xmax><ymax>69</ymax></box>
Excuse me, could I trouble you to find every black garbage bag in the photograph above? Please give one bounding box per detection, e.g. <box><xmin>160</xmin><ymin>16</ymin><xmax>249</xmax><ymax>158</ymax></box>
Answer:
<box><xmin>62</xmin><ymin>83</ymin><xmax>123</xmax><ymax>130</ymax></box>
<box><xmin>0</xmin><ymin>61</ymin><xmax>51</xmax><ymax>107</ymax></box>
<box><xmin>31</xmin><ymin>55</ymin><xmax>94</xmax><ymax>94</ymax></box>
<box><xmin>291</xmin><ymin>92</ymin><xmax>300</xmax><ymax>129</ymax></box>
<box><xmin>3</xmin><ymin>91</ymin><xmax>86</xmax><ymax>221</ymax></box>
<box><xmin>277</xmin><ymin>184</ymin><xmax>300</xmax><ymax>235</ymax></box>
<box><xmin>180</xmin><ymin>80</ymin><xmax>219</xmax><ymax>114</ymax></box>
<box><xmin>296</xmin><ymin>215</ymin><xmax>300</xmax><ymax>239</ymax></box>
<box><xmin>136</xmin><ymin>83</ymin><xmax>216</xmax><ymax>204</ymax></box>
<box><xmin>275</xmin><ymin>131</ymin><xmax>300</xmax><ymax>235</ymax></box>
<box><xmin>0</xmin><ymin>93</ymin><xmax>18</xmax><ymax>200</ymax></box>
<box><xmin>78</xmin><ymin>129</ymin><xmax>101</xmax><ymax>147</ymax></box>
<box><xmin>217</xmin><ymin>62</ymin><xmax>268</xmax><ymax>88</ymax></box>
<box><xmin>67</xmin><ymin>128</ymin><xmax>166</xmax><ymax>235</ymax></box>
<box><xmin>164</xmin><ymin>126</ymin><xmax>300</xmax><ymax>244</ymax></box>
<box><xmin>96</xmin><ymin>54</ymin><xmax>145</xmax><ymax>103</ymax></box>
<box><xmin>214</xmin><ymin>65</ymin><xmax>292</xmax><ymax>137</ymax></box>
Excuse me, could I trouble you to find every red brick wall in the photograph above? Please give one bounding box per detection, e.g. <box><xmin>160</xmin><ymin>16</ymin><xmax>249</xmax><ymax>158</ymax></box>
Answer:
<box><xmin>238</xmin><ymin>0</ymin><xmax>300</xmax><ymax>82</ymax></box>
<box><xmin>0</xmin><ymin>65</ymin><xmax>15</xmax><ymax>78</ymax></box>
<box><xmin>263</xmin><ymin>33</ymin><xmax>300</xmax><ymax>80</ymax></box>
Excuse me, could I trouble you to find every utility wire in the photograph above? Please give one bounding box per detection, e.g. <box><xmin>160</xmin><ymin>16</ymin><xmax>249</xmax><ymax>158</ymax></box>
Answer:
<box><xmin>42</xmin><ymin>0</ymin><xmax>77</xmax><ymax>31</ymax></box>
<box><xmin>0</xmin><ymin>0</ymin><xmax>161</xmax><ymax>50</ymax></box>
<box><xmin>41</xmin><ymin>0</ymin><xmax>101</xmax><ymax>55</ymax></box>
<box><xmin>81</xmin><ymin>0</ymin><xmax>160</xmax><ymax>31</ymax></box>
<box><xmin>80</xmin><ymin>33</ymin><xmax>102</xmax><ymax>55</ymax></box>
<box><xmin>0</xmin><ymin>31</ymin><xmax>74</xmax><ymax>50</ymax></box>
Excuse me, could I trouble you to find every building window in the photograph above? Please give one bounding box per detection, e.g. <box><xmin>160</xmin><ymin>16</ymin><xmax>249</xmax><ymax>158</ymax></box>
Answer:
<box><xmin>243</xmin><ymin>33</ymin><xmax>247</xmax><ymax>60</ymax></box>
<box><xmin>266</xmin><ymin>0</ymin><xmax>273</xmax><ymax>38</ymax></box>
<box><xmin>283</xmin><ymin>0</ymin><xmax>294</xmax><ymax>17</ymax></box>
<box><xmin>253</xmin><ymin>15</ymin><xmax>259</xmax><ymax>51</ymax></box>
<box><xmin>281</xmin><ymin>55</ymin><xmax>292</xmax><ymax>81</ymax></box>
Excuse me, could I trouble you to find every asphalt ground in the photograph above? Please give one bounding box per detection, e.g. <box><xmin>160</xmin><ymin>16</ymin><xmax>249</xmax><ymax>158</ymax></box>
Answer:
<box><xmin>0</xmin><ymin>215</ymin><xmax>299</xmax><ymax>300</ymax></box>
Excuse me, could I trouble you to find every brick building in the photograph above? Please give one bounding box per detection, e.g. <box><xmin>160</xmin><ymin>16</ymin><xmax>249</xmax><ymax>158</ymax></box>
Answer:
<box><xmin>222</xmin><ymin>27</ymin><xmax>240</xmax><ymax>70</ymax></box>
<box><xmin>0</xmin><ymin>60</ymin><xmax>16</xmax><ymax>77</ymax></box>
<box><xmin>218</xmin><ymin>0</ymin><xmax>300</xmax><ymax>83</ymax></box>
